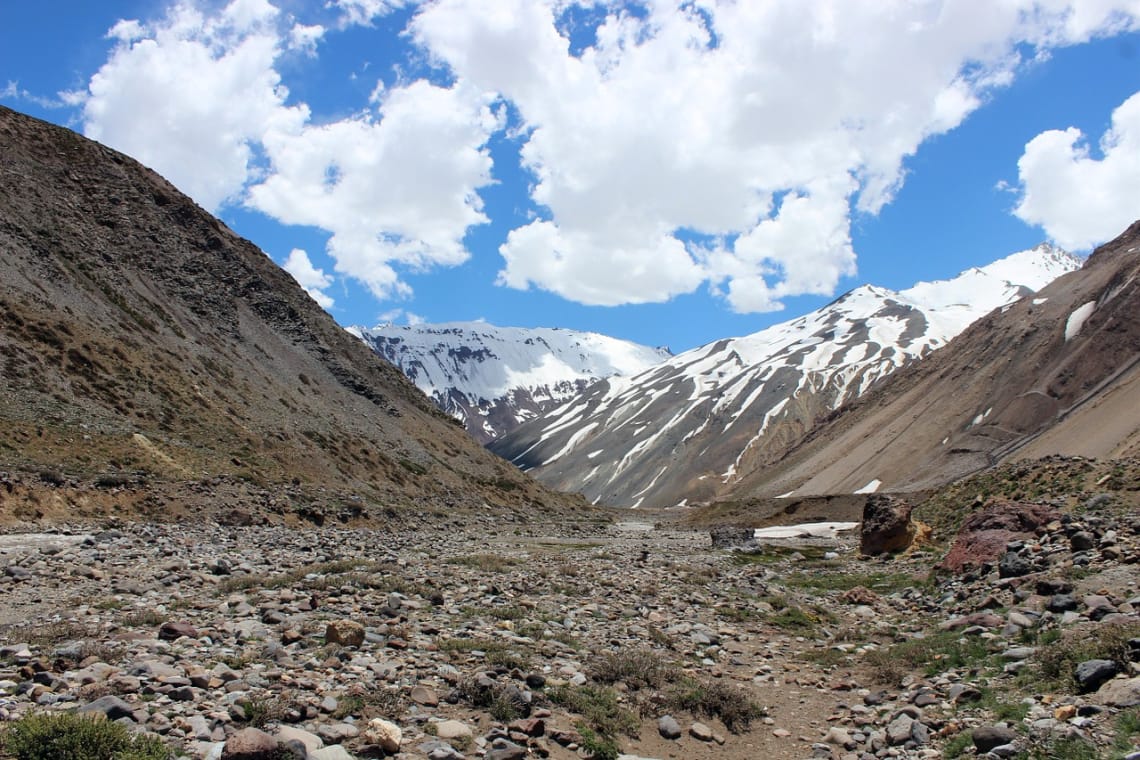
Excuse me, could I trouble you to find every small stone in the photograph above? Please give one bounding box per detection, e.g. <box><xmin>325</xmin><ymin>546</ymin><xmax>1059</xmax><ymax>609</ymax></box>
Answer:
<box><xmin>363</xmin><ymin>718</ymin><xmax>401</xmax><ymax>753</ymax></box>
<box><xmin>158</xmin><ymin>621</ymin><xmax>198</xmax><ymax>641</ymax></box>
<box><xmin>1070</xmin><ymin>531</ymin><xmax>1096</xmax><ymax>551</ymax></box>
<box><xmin>1053</xmin><ymin>704</ymin><xmax>1078</xmax><ymax>720</ymax></box>
<box><xmin>823</xmin><ymin>726</ymin><xmax>855</xmax><ymax>749</ymax></box>
<box><xmin>324</xmin><ymin>620</ymin><xmax>365</xmax><ymax>647</ymax></box>
<box><xmin>434</xmin><ymin>720</ymin><xmax>472</xmax><ymax>741</ymax></box>
<box><xmin>310</xmin><ymin>747</ymin><xmax>356</xmax><ymax>760</ymax></box>
<box><xmin>689</xmin><ymin>722</ymin><xmax>714</xmax><ymax>742</ymax></box>
<box><xmin>410</xmin><ymin>684</ymin><xmax>439</xmax><ymax>706</ymax></box>
<box><xmin>222</xmin><ymin>727</ymin><xmax>281</xmax><ymax>760</ymax></box>
<box><xmin>658</xmin><ymin>715</ymin><xmax>682</xmax><ymax>740</ymax></box>
<box><xmin>886</xmin><ymin>714</ymin><xmax>914</xmax><ymax>746</ymax></box>
<box><xmin>973</xmin><ymin>725</ymin><xmax>1018</xmax><ymax>753</ymax></box>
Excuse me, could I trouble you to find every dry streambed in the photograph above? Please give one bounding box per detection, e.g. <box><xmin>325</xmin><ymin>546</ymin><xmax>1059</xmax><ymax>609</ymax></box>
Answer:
<box><xmin>0</xmin><ymin>511</ymin><xmax>1138</xmax><ymax>760</ymax></box>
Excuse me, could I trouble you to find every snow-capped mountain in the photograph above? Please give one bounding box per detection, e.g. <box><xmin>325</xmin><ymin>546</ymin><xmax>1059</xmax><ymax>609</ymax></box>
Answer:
<box><xmin>488</xmin><ymin>243</ymin><xmax>1081</xmax><ymax>508</ymax></box>
<box><xmin>349</xmin><ymin>323</ymin><xmax>672</xmax><ymax>443</ymax></box>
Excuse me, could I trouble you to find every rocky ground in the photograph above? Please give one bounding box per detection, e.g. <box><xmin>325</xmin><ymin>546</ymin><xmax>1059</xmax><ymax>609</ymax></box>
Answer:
<box><xmin>0</xmin><ymin>503</ymin><xmax>1138</xmax><ymax>760</ymax></box>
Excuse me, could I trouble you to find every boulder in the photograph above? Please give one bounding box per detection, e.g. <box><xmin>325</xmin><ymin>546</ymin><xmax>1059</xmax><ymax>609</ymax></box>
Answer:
<box><xmin>939</xmin><ymin>501</ymin><xmax>1059</xmax><ymax>573</ymax></box>
<box><xmin>1098</xmin><ymin>676</ymin><xmax>1140</xmax><ymax>707</ymax></box>
<box><xmin>709</xmin><ymin>526</ymin><xmax>754</xmax><ymax>548</ymax></box>
<box><xmin>861</xmin><ymin>495</ymin><xmax>921</xmax><ymax>555</ymax></box>
<box><xmin>1075</xmin><ymin>659</ymin><xmax>1119</xmax><ymax>693</ymax></box>
<box><xmin>658</xmin><ymin>715</ymin><xmax>682</xmax><ymax>740</ymax></box>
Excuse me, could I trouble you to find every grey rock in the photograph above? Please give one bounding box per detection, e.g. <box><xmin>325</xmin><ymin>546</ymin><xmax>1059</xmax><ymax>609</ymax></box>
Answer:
<box><xmin>1075</xmin><ymin>659</ymin><xmax>1119</xmax><ymax>693</ymax></box>
<box><xmin>658</xmin><ymin>715</ymin><xmax>681</xmax><ymax>739</ymax></box>
<box><xmin>76</xmin><ymin>695</ymin><xmax>135</xmax><ymax>722</ymax></box>
<box><xmin>973</xmin><ymin>725</ymin><xmax>1018</xmax><ymax>752</ymax></box>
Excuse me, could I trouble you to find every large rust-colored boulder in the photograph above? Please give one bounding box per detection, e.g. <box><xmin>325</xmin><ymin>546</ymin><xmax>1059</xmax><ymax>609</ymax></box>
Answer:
<box><xmin>938</xmin><ymin>501</ymin><xmax>1060</xmax><ymax>574</ymax></box>
<box><xmin>860</xmin><ymin>495</ymin><xmax>918</xmax><ymax>555</ymax></box>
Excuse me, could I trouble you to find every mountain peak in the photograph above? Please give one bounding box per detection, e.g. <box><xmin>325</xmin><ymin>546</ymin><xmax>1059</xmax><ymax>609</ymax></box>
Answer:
<box><xmin>352</xmin><ymin>322</ymin><xmax>670</xmax><ymax>443</ymax></box>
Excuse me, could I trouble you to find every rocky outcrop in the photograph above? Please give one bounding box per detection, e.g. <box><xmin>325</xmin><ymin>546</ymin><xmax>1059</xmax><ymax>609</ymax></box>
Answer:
<box><xmin>860</xmin><ymin>495</ymin><xmax>925</xmax><ymax>555</ymax></box>
<box><xmin>939</xmin><ymin>501</ymin><xmax>1060</xmax><ymax>573</ymax></box>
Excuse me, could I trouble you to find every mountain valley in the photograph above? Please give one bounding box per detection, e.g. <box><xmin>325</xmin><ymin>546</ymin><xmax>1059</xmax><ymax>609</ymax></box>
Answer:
<box><xmin>0</xmin><ymin>105</ymin><xmax>1138</xmax><ymax>760</ymax></box>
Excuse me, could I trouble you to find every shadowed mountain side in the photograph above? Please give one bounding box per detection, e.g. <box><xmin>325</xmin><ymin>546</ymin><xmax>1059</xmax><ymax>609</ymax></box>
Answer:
<box><xmin>725</xmin><ymin>220</ymin><xmax>1140</xmax><ymax>500</ymax></box>
<box><xmin>0</xmin><ymin>106</ymin><xmax>588</xmax><ymax>523</ymax></box>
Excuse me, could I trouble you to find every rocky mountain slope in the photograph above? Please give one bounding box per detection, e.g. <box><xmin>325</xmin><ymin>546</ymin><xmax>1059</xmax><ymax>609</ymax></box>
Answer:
<box><xmin>490</xmin><ymin>245</ymin><xmax>1079</xmax><ymax>507</ymax></box>
<box><xmin>721</xmin><ymin>220</ymin><xmax>1140</xmax><ymax>501</ymax></box>
<box><xmin>0</xmin><ymin>105</ymin><xmax>587</xmax><ymax>524</ymax></box>
<box><xmin>351</xmin><ymin>323</ymin><xmax>670</xmax><ymax>444</ymax></box>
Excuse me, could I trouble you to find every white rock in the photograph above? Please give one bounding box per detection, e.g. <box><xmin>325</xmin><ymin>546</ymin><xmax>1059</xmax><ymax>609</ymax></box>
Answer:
<box><xmin>364</xmin><ymin>718</ymin><xmax>402</xmax><ymax>753</ymax></box>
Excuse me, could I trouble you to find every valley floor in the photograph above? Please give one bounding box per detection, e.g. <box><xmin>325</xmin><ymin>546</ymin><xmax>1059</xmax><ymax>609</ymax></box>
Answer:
<box><xmin>0</xmin><ymin>511</ymin><xmax>1138</xmax><ymax>760</ymax></box>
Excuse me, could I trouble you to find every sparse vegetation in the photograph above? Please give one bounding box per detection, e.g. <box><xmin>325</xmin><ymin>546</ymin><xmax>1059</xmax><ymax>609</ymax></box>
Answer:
<box><xmin>1</xmin><ymin>712</ymin><xmax>171</xmax><ymax>760</ymax></box>
<box><xmin>445</xmin><ymin>553</ymin><xmax>519</xmax><ymax>572</ymax></box>
<box><xmin>867</xmin><ymin>630</ymin><xmax>994</xmax><ymax>684</ymax></box>
<box><xmin>664</xmin><ymin>677</ymin><xmax>767</xmax><ymax>733</ymax></box>
<box><xmin>1031</xmin><ymin>621</ymin><xmax>1140</xmax><ymax>691</ymax></box>
<box><xmin>547</xmin><ymin>684</ymin><xmax>639</xmax><ymax>741</ymax></box>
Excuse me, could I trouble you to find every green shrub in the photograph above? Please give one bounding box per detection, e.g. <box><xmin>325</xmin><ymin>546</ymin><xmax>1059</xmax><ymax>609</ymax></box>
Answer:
<box><xmin>664</xmin><ymin>677</ymin><xmax>766</xmax><ymax>733</ymax></box>
<box><xmin>1</xmin><ymin>712</ymin><xmax>171</xmax><ymax>760</ymax></box>
<box><xmin>547</xmin><ymin>684</ymin><xmax>639</xmax><ymax>740</ymax></box>
<box><xmin>589</xmin><ymin>648</ymin><xmax>676</xmax><ymax>690</ymax></box>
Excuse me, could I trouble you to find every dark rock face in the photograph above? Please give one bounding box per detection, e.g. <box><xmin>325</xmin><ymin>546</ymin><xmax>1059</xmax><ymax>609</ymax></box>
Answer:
<box><xmin>860</xmin><ymin>495</ymin><xmax>917</xmax><ymax>555</ymax></box>
<box><xmin>939</xmin><ymin>502</ymin><xmax>1060</xmax><ymax>573</ymax></box>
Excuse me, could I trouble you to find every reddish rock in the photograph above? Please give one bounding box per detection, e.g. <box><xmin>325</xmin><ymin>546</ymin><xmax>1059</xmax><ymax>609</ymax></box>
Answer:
<box><xmin>939</xmin><ymin>501</ymin><xmax>1060</xmax><ymax>574</ymax></box>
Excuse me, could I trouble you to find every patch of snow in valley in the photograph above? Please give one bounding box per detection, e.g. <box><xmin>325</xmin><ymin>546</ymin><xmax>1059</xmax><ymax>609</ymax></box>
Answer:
<box><xmin>753</xmin><ymin>522</ymin><xmax>859</xmax><ymax>540</ymax></box>
<box><xmin>853</xmin><ymin>479</ymin><xmax>881</xmax><ymax>494</ymax></box>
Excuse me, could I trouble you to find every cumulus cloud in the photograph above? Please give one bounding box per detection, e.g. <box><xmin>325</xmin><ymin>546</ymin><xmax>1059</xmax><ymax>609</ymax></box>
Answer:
<box><xmin>247</xmin><ymin>80</ymin><xmax>498</xmax><ymax>299</ymax></box>
<box><xmin>76</xmin><ymin>0</ymin><xmax>306</xmax><ymax>211</ymax></box>
<box><xmin>282</xmin><ymin>248</ymin><xmax>335</xmax><ymax>308</ymax></box>
<box><xmin>411</xmin><ymin>0</ymin><xmax>1140</xmax><ymax>311</ymax></box>
<box><xmin>68</xmin><ymin>0</ymin><xmax>1140</xmax><ymax>315</ymax></box>
<box><xmin>1014</xmin><ymin>89</ymin><xmax>1140</xmax><ymax>250</ymax></box>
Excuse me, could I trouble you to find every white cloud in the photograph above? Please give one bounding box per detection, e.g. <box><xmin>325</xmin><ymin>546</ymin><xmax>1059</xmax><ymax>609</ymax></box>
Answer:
<box><xmin>76</xmin><ymin>0</ymin><xmax>307</xmax><ymax>211</ymax></box>
<box><xmin>1014</xmin><ymin>89</ymin><xmax>1140</xmax><ymax>250</ymax></box>
<box><xmin>328</xmin><ymin>0</ymin><xmax>407</xmax><ymax>28</ymax></box>
<box><xmin>247</xmin><ymin>79</ymin><xmax>498</xmax><ymax>299</ymax></box>
<box><xmin>282</xmin><ymin>248</ymin><xmax>335</xmax><ymax>308</ymax></box>
<box><xmin>376</xmin><ymin>308</ymin><xmax>425</xmax><ymax>325</ymax></box>
<box><xmin>289</xmin><ymin>23</ymin><xmax>325</xmax><ymax>55</ymax></box>
<box><xmin>67</xmin><ymin>0</ymin><xmax>1140</xmax><ymax>316</ymax></box>
<box><xmin>411</xmin><ymin>0</ymin><xmax>1140</xmax><ymax>311</ymax></box>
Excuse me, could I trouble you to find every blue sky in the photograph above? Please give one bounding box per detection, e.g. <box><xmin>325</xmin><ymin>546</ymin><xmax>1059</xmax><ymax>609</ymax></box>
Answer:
<box><xmin>2</xmin><ymin>1</ymin><xmax>1139</xmax><ymax>353</ymax></box>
